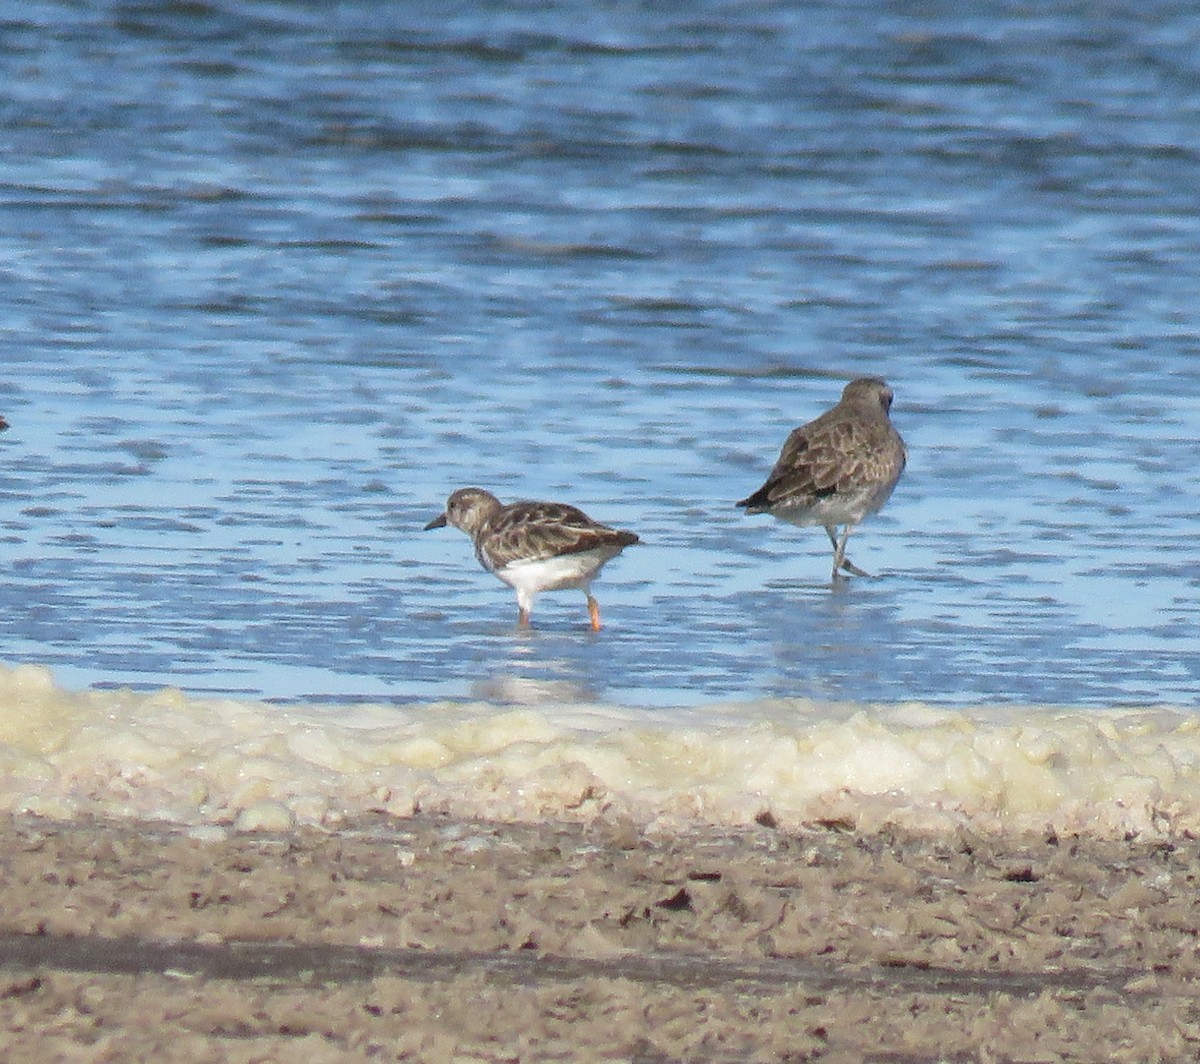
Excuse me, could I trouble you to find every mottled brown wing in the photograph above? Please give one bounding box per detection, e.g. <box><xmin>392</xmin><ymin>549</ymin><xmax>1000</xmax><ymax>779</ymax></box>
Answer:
<box><xmin>748</xmin><ymin>419</ymin><xmax>876</xmax><ymax>509</ymax></box>
<box><xmin>488</xmin><ymin>502</ymin><xmax>639</xmax><ymax>562</ymax></box>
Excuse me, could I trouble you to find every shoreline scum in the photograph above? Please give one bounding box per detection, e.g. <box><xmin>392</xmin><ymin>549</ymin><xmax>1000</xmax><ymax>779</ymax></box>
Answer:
<box><xmin>0</xmin><ymin>813</ymin><xmax>1197</xmax><ymax>1061</ymax></box>
<box><xmin>6</xmin><ymin>662</ymin><xmax>1200</xmax><ymax>841</ymax></box>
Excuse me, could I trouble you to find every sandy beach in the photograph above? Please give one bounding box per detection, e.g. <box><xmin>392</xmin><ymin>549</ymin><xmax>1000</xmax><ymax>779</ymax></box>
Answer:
<box><xmin>0</xmin><ymin>813</ymin><xmax>1197</xmax><ymax>1062</ymax></box>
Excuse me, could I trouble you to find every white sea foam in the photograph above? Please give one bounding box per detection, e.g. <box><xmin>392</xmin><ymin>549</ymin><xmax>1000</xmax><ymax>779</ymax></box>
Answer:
<box><xmin>1</xmin><ymin>662</ymin><xmax>1197</xmax><ymax>836</ymax></box>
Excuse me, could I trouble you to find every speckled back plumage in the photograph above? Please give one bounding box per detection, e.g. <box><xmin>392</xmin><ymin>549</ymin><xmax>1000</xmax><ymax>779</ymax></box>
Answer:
<box><xmin>738</xmin><ymin>377</ymin><xmax>905</xmax><ymax>525</ymax></box>
<box><xmin>474</xmin><ymin>499</ymin><xmax>640</xmax><ymax>572</ymax></box>
<box><xmin>425</xmin><ymin>487</ymin><xmax>639</xmax><ymax>629</ymax></box>
<box><xmin>737</xmin><ymin>377</ymin><xmax>905</xmax><ymax>581</ymax></box>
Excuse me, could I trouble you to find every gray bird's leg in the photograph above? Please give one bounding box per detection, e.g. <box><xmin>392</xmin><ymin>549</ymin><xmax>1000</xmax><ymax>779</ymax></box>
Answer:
<box><xmin>831</xmin><ymin>524</ymin><xmax>872</xmax><ymax>579</ymax></box>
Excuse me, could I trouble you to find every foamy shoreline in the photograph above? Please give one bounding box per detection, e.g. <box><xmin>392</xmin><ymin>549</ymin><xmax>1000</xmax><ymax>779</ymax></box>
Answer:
<box><xmin>2</xmin><ymin>662</ymin><xmax>1197</xmax><ymax>837</ymax></box>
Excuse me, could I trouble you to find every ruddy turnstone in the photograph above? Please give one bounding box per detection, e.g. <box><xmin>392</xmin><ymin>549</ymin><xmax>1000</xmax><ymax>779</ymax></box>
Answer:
<box><xmin>425</xmin><ymin>487</ymin><xmax>639</xmax><ymax>630</ymax></box>
<box><xmin>737</xmin><ymin>377</ymin><xmax>906</xmax><ymax>582</ymax></box>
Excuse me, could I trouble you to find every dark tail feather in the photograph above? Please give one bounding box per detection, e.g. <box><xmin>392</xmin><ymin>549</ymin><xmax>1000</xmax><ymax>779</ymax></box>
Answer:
<box><xmin>736</xmin><ymin>484</ymin><xmax>772</xmax><ymax>512</ymax></box>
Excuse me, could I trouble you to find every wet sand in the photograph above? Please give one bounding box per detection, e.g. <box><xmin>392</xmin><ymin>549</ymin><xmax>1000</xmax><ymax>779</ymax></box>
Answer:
<box><xmin>0</xmin><ymin>813</ymin><xmax>1197</xmax><ymax>1062</ymax></box>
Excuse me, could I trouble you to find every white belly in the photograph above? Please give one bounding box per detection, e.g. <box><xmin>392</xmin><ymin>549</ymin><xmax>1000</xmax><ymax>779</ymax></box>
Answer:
<box><xmin>495</xmin><ymin>547</ymin><xmax>617</xmax><ymax>597</ymax></box>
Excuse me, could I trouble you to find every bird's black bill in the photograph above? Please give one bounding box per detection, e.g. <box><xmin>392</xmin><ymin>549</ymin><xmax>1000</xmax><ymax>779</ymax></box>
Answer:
<box><xmin>424</xmin><ymin>514</ymin><xmax>448</xmax><ymax>530</ymax></box>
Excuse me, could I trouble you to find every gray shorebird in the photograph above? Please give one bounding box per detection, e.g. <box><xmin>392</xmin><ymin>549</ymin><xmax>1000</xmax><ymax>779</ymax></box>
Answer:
<box><xmin>736</xmin><ymin>377</ymin><xmax>906</xmax><ymax>582</ymax></box>
<box><xmin>425</xmin><ymin>487</ymin><xmax>639</xmax><ymax>630</ymax></box>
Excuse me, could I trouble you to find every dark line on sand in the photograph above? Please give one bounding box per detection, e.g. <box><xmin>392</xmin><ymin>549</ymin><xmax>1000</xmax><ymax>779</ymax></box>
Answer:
<box><xmin>0</xmin><ymin>932</ymin><xmax>1151</xmax><ymax>998</ymax></box>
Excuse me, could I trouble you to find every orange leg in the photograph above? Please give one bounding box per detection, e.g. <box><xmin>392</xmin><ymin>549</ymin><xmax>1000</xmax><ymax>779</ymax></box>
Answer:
<box><xmin>586</xmin><ymin>595</ymin><xmax>602</xmax><ymax>631</ymax></box>
<box><xmin>518</xmin><ymin>606</ymin><xmax>532</xmax><ymax>629</ymax></box>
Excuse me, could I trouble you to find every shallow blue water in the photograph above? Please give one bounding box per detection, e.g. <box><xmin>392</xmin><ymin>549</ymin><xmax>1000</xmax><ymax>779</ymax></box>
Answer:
<box><xmin>0</xmin><ymin>0</ymin><xmax>1197</xmax><ymax>709</ymax></box>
